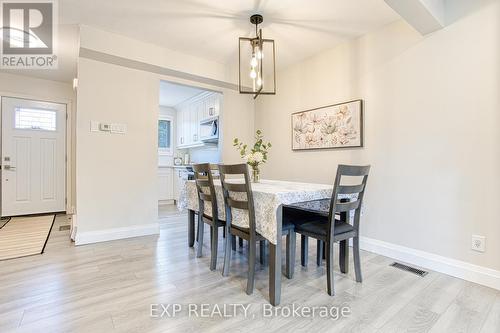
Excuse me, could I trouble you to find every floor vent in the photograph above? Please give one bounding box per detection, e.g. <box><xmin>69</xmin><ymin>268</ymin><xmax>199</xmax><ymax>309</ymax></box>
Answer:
<box><xmin>59</xmin><ymin>225</ymin><xmax>71</xmax><ymax>231</ymax></box>
<box><xmin>390</xmin><ymin>262</ymin><xmax>428</xmax><ymax>277</ymax></box>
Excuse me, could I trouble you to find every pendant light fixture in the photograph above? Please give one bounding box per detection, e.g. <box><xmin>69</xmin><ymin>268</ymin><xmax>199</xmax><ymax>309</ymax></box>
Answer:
<box><xmin>239</xmin><ymin>14</ymin><xmax>276</xmax><ymax>99</ymax></box>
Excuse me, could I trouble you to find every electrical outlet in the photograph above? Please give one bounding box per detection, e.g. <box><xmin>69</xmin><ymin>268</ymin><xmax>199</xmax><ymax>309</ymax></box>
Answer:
<box><xmin>471</xmin><ymin>235</ymin><xmax>485</xmax><ymax>252</ymax></box>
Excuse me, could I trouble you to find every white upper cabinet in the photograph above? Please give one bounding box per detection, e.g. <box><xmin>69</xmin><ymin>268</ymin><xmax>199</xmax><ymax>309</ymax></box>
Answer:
<box><xmin>176</xmin><ymin>108</ymin><xmax>184</xmax><ymax>146</ymax></box>
<box><xmin>176</xmin><ymin>92</ymin><xmax>221</xmax><ymax>148</ymax></box>
<box><xmin>204</xmin><ymin>94</ymin><xmax>219</xmax><ymax>119</ymax></box>
<box><xmin>189</xmin><ymin>102</ymin><xmax>199</xmax><ymax>145</ymax></box>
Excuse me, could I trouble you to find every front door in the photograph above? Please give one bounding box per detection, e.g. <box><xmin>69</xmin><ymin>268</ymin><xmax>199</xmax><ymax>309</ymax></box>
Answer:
<box><xmin>1</xmin><ymin>97</ymin><xmax>66</xmax><ymax>216</ymax></box>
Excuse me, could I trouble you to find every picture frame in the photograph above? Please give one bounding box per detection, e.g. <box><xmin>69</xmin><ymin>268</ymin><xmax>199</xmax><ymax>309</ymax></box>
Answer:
<box><xmin>291</xmin><ymin>99</ymin><xmax>363</xmax><ymax>150</ymax></box>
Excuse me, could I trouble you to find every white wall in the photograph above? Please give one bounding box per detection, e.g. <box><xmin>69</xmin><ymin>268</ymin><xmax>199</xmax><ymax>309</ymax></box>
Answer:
<box><xmin>255</xmin><ymin>0</ymin><xmax>500</xmax><ymax>274</ymax></box>
<box><xmin>79</xmin><ymin>25</ymin><xmax>231</xmax><ymax>84</ymax></box>
<box><xmin>0</xmin><ymin>72</ymin><xmax>74</xmax><ymax>100</ymax></box>
<box><xmin>75</xmin><ymin>58</ymin><xmax>159</xmax><ymax>244</ymax></box>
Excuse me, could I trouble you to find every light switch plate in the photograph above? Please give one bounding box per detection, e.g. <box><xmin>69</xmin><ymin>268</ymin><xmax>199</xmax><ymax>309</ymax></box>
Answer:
<box><xmin>90</xmin><ymin>121</ymin><xmax>100</xmax><ymax>132</ymax></box>
<box><xmin>111</xmin><ymin>123</ymin><xmax>127</xmax><ymax>134</ymax></box>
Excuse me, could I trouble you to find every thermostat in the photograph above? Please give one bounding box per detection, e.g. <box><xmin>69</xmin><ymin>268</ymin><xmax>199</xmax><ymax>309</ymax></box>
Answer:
<box><xmin>99</xmin><ymin>123</ymin><xmax>111</xmax><ymax>131</ymax></box>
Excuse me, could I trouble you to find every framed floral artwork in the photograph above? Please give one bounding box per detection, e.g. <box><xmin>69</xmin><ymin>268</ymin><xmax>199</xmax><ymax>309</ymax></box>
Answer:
<box><xmin>291</xmin><ymin>99</ymin><xmax>363</xmax><ymax>150</ymax></box>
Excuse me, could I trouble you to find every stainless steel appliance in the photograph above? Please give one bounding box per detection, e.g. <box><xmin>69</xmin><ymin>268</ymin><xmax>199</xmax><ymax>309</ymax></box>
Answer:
<box><xmin>200</xmin><ymin>117</ymin><xmax>219</xmax><ymax>143</ymax></box>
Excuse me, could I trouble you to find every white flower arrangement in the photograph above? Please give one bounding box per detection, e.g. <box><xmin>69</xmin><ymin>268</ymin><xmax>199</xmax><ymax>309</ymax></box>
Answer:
<box><xmin>233</xmin><ymin>130</ymin><xmax>271</xmax><ymax>182</ymax></box>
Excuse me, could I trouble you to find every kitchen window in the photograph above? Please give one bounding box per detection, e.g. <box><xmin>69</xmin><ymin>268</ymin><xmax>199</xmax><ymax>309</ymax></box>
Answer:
<box><xmin>158</xmin><ymin>115</ymin><xmax>173</xmax><ymax>156</ymax></box>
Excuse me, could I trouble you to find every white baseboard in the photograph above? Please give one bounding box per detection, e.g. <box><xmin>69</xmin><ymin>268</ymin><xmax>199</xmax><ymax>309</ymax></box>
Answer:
<box><xmin>359</xmin><ymin>236</ymin><xmax>500</xmax><ymax>291</ymax></box>
<box><xmin>75</xmin><ymin>223</ymin><xmax>160</xmax><ymax>246</ymax></box>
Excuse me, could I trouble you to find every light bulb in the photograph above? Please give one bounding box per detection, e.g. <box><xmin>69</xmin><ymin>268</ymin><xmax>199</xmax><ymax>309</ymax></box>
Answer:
<box><xmin>256</xmin><ymin>77</ymin><xmax>262</xmax><ymax>86</ymax></box>
<box><xmin>256</xmin><ymin>49</ymin><xmax>263</xmax><ymax>59</ymax></box>
<box><xmin>250</xmin><ymin>69</ymin><xmax>257</xmax><ymax>79</ymax></box>
<box><xmin>250</xmin><ymin>57</ymin><xmax>258</xmax><ymax>68</ymax></box>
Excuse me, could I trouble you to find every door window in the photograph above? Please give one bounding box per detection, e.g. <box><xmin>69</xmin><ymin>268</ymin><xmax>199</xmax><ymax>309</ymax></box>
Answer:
<box><xmin>15</xmin><ymin>108</ymin><xmax>57</xmax><ymax>131</ymax></box>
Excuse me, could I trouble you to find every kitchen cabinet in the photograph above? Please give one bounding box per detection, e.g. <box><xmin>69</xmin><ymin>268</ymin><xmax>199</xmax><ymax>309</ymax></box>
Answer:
<box><xmin>173</xmin><ymin>168</ymin><xmax>190</xmax><ymax>201</ymax></box>
<box><xmin>190</xmin><ymin>102</ymin><xmax>200</xmax><ymax>144</ymax></box>
<box><xmin>158</xmin><ymin>167</ymin><xmax>174</xmax><ymax>202</ymax></box>
<box><xmin>205</xmin><ymin>94</ymin><xmax>220</xmax><ymax>119</ymax></box>
<box><xmin>176</xmin><ymin>108</ymin><xmax>186</xmax><ymax>147</ymax></box>
<box><xmin>176</xmin><ymin>92</ymin><xmax>221</xmax><ymax>149</ymax></box>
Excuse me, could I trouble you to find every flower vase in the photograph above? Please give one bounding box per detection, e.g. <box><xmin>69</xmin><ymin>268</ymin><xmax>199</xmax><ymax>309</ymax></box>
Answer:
<box><xmin>251</xmin><ymin>166</ymin><xmax>260</xmax><ymax>183</ymax></box>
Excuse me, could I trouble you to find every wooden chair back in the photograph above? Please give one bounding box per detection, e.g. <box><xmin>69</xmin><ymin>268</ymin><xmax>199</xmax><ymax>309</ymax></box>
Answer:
<box><xmin>192</xmin><ymin>163</ymin><xmax>219</xmax><ymax>221</ymax></box>
<box><xmin>328</xmin><ymin>164</ymin><xmax>371</xmax><ymax>239</ymax></box>
<box><xmin>218</xmin><ymin>164</ymin><xmax>257</xmax><ymax>236</ymax></box>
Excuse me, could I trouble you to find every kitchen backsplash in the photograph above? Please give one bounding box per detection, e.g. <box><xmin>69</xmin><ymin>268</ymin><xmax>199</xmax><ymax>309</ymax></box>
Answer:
<box><xmin>188</xmin><ymin>146</ymin><xmax>220</xmax><ymax>164</ymax></box>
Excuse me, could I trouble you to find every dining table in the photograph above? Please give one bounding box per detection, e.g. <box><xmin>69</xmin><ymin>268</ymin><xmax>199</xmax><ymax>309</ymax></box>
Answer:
<box><xmin>182</xmin><ymin>179</ymin><xmax>334</xmax><ymax>306</ymax></box>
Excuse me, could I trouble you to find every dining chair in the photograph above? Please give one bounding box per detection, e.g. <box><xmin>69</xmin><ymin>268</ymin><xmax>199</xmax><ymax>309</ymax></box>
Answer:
<box><xmin>298</xmin><ymin>202</ymin><xmax>348</xmax><ymax>267</ymax></box>
<box><xmin>292</xmin><ymin>164</ymin><xmax>370</xmax><ymax>296</ymax></box>
<box><xmin>218</xmin><ymin>163</ymin><xmax>296</xmax><ymax>295</ymax></box>
<box><xmin>193</xmin><ymin>163</ymin><xmax>225</xmax><ymax>271</ymax></box>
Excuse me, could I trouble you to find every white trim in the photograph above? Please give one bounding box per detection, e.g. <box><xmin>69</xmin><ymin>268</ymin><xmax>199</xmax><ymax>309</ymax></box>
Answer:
<box><xmin>359</xmin><ymin>236</ymin><xmax>500</xmax><ymax>291</ymax></box>
<box><xmin>159</xmin><ymin>199</ymin><xmax>175</xmax><ymax>205</ymax></box>
<box><xmin>74</xmin><ymin>222</ymin><xmax>160</xmax><ymax>245</ymax></box>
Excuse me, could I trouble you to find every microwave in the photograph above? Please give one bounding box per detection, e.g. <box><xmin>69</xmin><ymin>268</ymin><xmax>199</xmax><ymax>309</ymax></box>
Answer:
<box><xmin>200</xmin><ymin>117</ymin><xmax>219</xmax><ymax>143</ymax></box>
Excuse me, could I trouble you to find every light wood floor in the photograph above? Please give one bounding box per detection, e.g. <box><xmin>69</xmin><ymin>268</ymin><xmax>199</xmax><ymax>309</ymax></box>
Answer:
<box><xmin>0</xmin><ymin>210</ymin><xmax>498</xmax><ymax>333</ymax></box>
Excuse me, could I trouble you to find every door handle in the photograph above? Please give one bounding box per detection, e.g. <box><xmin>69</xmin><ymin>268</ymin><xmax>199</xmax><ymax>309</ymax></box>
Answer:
<box><xmin>3</xmin><ymin>165</ymin><xmax>15</xmax><ymax>171</ymax></box>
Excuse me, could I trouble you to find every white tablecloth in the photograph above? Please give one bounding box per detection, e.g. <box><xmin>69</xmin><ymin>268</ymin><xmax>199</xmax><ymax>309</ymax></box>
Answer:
<box><xmin>182</xmin><ymin>179</ymin><xmax>333</xmax><ymax>245</ymax></box>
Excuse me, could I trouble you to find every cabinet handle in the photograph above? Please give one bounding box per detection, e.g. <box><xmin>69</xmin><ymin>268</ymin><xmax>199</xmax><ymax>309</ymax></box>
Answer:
<box><xmin>180</xmin><ymin>137</ymin><xmax>184</xmax><ymax>144</ymax></box>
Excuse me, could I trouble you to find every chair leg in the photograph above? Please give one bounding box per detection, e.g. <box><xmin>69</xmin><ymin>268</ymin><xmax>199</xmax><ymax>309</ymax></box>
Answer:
<box><xmin>353</xmin><ymin>236</ymin><xmax>363</xmax><ymax>282</ymax></box>
<box><xmin>195</xmin><ymin>213</ymin><xmax>199</xmax><ymax>242</ymax></box>
<box><xmin>339</xmin><ymin>239</ymin><xmax>349</xmax><ymax>274</ymax></box>
<box><xmin>196</xmin><ymin>217</ymin><xmax>204</xmax><ymax>258</ymax></box>
<box><xmin>259</xmin><ymin>240</ymin><xmax>267</xmax><ymax>266</ymax></box>
<box><xmin>239</xmin><ymin>237</ymin><xmax>244</xmax><ymax>247</ymax></box>
<box><xmin>326</xmin><ymin>240</ymin><xmax>335</xmax><ymax>296</ymax></box>
<box><xmin>222</xmin><ymin>231</ymin><xmax>232</xmax><ymax>277</ymax></box>
<box><xmin>209</xmin><ymin>226</ymin><xmax>218</xmax><ymax>271</ymax></box>
<box><xmin>232</xmin><ymin>236</ymin><xmax>237</xmax><ymax>251</ymax></box>
<box><xmin>323</xmin><ymin>243</ymin><xmax>326</xmax><ymax>260</ymax></box>
<box><xmin>246</xmin><ymin>240</ymin><xmax>256</xmax><ymax>295</ymax></box>
<box><xmin>209</xmin><ymin>226</ymin><xmax>213</xmax><ymax>250</ymax></box>
<box><xmin>316</xmin><ymin>240</ymin><xmax>324</xmax><ymax>266</ymax></box>
<box><xmin>301</xmin><ymin>235</ymin><xmax>308</xmax><ymax>267</ymax></box>
<box><xmin>223</xmin><ymin>227</ymin><xmax>226</xmax><ymax>238</ymax></box>
<box><xmin>286</xmin><ymin>232</ymin><xmax>296</xmax><ymax>279</ymax></box>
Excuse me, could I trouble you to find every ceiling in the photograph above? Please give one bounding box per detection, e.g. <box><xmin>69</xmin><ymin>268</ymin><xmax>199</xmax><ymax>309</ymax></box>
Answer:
<box><xmin>2</xmin><ymin>1</ymin><xmax>400</xmax><ymax>83</ymax></box>
<box><xmin>60</xmin><ymin>0</ymin><xmax>399</xmax><ymax>70</ymax></box>
<box><xmin>159</xmin><ymin>80</ymin><xmax>206</xmax><ymax>107</ymax></box>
